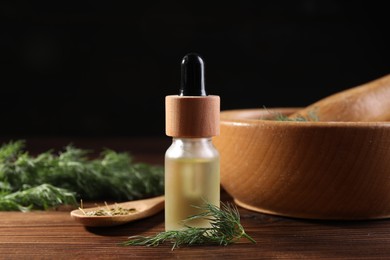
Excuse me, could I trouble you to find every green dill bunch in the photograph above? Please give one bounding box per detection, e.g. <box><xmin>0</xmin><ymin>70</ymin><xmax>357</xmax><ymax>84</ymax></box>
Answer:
<box><xmin>2</xmin><ymin>184</ymin><xmax>77</xmax><ymax>211</ymax></box>
<box><xmin>0</xmin><ymin>140</ymin><xmax>164</xmax><ymax>211</ymax></box>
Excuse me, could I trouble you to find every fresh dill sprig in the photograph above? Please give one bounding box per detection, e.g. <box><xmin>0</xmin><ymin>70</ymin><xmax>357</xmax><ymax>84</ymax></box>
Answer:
<box><xmin>1</xmin><ymin>184</ymin><xmax>77</xmax><ymax>211</ymax></box>
<box><xmin>275</xmin><ymin>109</ymin><xmax>319</xmax><ymax>122</ymax></box>
<box><xmin>261</xmin><ymin>106</ymin><xmax>319</xmax><ymax>122</ymax></box>
<box><xmin>0</xmin><ymin>140</ymin><xmax>164</xmax><ymax>211</ymax></box>
<box><xmin>274</xmin><ymin>113</ymin><xmax>309</xmax><ymax>121</ymax></box>
<box><xmin>123</xmin><ymin>202</ymin><xmax>256</xmax><ymax>250</ymax></box>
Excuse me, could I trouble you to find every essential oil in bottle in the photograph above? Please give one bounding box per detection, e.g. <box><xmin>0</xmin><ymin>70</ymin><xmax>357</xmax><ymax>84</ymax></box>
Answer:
<box><xmin>165</xmin><ymin>53</ymin><xmax>220</xmax><ymax>231</ymax></box>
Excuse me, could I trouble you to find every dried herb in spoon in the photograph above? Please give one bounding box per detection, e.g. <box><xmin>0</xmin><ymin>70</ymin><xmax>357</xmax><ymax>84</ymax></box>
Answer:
<box><xmin>79</xmin><ymin>201</ymin><xmax>137</xmax><ymax>216</ymax></box>
<box><xmin>122</xmin><ymin>202</ymin><xmax>255</xmax><ymax>250</ymax></box>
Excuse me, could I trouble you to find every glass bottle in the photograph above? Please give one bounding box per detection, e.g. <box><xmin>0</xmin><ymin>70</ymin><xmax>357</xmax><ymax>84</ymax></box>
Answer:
<box><xmin>165</xmin><ymin>138</ymin><xmax>220</xmax><ymax>230</ymax></box>
<box><xmin>165</xmin><ymin>53</ymin><xmax>220</xmax><ymax>231</ymax></box>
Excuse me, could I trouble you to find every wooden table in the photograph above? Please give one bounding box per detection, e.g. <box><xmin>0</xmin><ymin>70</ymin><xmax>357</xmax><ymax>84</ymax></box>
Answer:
<box><xmin>1</xmin><ymin>138</ymin><xmax>390</xmax><ymax>259</ymax></box>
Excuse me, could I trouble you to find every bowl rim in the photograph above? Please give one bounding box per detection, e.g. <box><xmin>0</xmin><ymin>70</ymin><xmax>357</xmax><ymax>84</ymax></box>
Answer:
<box><xmin>220</xmin><ymin>108</ymin><xmax>390</xmax><ymax>128</ymax></box>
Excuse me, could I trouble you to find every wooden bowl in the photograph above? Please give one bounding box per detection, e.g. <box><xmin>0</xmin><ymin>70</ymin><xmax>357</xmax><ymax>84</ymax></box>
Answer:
<box><xmin>213</xmin><ymin>108</ymin><xmax>390</xmax><ymax>220</ymax></box>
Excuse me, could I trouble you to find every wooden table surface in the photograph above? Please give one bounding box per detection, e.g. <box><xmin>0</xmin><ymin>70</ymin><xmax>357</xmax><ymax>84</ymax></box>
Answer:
<box><xmin>1</xmin><ymin>138</ymin><xmax>390</xmax><ymax>259</ymax></box>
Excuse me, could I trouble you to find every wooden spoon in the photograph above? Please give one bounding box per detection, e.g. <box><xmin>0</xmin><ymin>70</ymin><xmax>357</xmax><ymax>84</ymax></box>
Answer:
<box><xmin>70</xmin><ymin>196</ymin><xmax>164</xmax><ymax>227</ymax></box>
<box><xmin>289</xmin><ymin>74</ymin><xmax>390</xmax><ymax>122</ymax></box>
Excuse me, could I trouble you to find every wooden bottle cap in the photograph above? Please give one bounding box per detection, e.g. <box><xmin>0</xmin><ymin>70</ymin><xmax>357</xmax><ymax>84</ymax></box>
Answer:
<box><xmin>166</xmin><ymin>95</ymin><xmax>220</xmax><ymax>138</ymax></box>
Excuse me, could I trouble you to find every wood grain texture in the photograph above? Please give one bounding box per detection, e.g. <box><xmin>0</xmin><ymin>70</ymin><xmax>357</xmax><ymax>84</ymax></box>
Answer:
<box><xmin>71</xmin><ymin>196</ymin><xmax>165</xmax><ymax>227</ymax></box>
<box><xmin>214</xmin><ymin>108</ymin><xmax>390</xmax><ymax>220</ymax></box>
<box><xmin>1</xmin><ymin>199</ymin><xmax>390</xmax><ymax>259</ymax></box>
<box><xmin>1</xmin><ymin>138</ymin><xmax>390</xmax><ymax>259</ymax></box>
<box><xmin>165</xmin><ymin>95</ymin><xmax>220</xmax><ymax>138</ymax></box>
<box><xmin>289</xmin><ymin>74</ymin><xmax>390</xmax><ymax>122</ymax></box>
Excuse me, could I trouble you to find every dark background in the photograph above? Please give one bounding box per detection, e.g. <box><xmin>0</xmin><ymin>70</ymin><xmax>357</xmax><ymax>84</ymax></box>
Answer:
<box><xmin>1</xmin><ymin>1</ymin><xmax>389</xmax><ymax>138</ymax></box>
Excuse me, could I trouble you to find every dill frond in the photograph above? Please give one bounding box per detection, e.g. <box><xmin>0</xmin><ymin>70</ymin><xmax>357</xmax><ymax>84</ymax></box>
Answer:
<box><xmin>261</xmin><ymin>106</ymin><xmax>319</xmax><ymax>122</ymax></box>
<box><xmin>123</xmin><ymin>202</ymin><xmax>255</xmax><ymax>250</ymax></box>
<box><xmin>0</xmin><ymin>141</ymin><xmax>164</xmax><ymax>211</ymax></box>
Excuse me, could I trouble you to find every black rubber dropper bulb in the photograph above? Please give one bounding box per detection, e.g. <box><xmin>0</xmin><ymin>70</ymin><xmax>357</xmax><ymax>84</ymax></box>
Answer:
<box><xmin>179</xmin><ymin>53</ymin><xmax>207</xmax><ymax>96</ymax></box>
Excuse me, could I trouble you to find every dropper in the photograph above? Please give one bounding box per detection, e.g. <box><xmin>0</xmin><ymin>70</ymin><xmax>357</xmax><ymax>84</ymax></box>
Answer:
<box><xmin>165</xmin><ymin>53</ymin><xmax>220</xmax><ymax>138</ymax></box>
<box><xmin>180</xmin><ymin>53</ymin><xmax>207</xmax><ymax>96</ymax></box>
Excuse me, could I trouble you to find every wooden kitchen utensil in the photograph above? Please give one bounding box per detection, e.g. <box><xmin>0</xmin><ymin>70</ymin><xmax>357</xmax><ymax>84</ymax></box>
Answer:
<box><xmin>289</xmin><ymin>74</ymin><xmax>390</xmax><ymax>122</ymax></box>
<box><xmin>214</xmin><ymin>108</ymin><xmax>390</xmax><ymax>220</ymax></box>
<box><xmin>70</xmin><ymin>196</ymin><xmax>164</xmax><ymax>227</ymax></box>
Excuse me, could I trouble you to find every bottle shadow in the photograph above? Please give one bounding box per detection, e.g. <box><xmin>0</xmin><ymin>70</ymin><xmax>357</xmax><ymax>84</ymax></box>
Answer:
<box><xmin>84</xmin><ymin>211</ymin><xmax>165</xmax><ymax>237</ymax></box>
